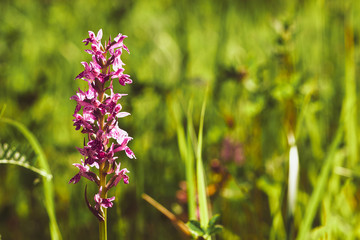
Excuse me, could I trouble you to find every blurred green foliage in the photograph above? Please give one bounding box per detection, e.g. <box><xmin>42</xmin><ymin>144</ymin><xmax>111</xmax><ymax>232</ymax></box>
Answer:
<box><xmin>1</xmin><ymin>0</ymin><xmax>360</xmax><ymax>239</ymax></box>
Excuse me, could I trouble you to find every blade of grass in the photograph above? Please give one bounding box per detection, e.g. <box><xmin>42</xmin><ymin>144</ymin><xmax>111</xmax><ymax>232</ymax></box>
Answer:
<box><xmin>170</xmin><ymin>97</ymin><xmax>197</xmax><ymax>220</ymax></box>
<box><xmin>296</xmin><ymin>124</ymin><xmax>343</xmax><ymax>240</ymax></box>
<box><xmin>196</xmin><ymin>86</ymin><xmax>210</xmax><ymax>229</ymax></box>
<box><xmin>0</xmin><ymin>159</ymin><xmax>52</xmax><ymax>179</ymax></box>
<box><xmin>0</xmin><ymin>105</ymin><xmax>6</xmax><ymax>119</ymax></box>
<box><xmin>142</xmin><ymin>193</ymin><xmax>191</xmax><ymax>236</ymax></box>
<box><xmin>0</xmin><ymin>118</ymin><xmax>62</xmax><ymax>240</ymax></box>
<box><xmin>171</xmin><ymin>98</ymin><xmax>188</xmax><ymax>164</ymax></box>
<box><xmin>344</xmin><ymin>6</ymin><xmax>358</xmax><ymax>166</ymax></box>
<box><xmin>186</xmin><ymin>99</ymin><xmax>196</xmax><ymax>220</ymax></box>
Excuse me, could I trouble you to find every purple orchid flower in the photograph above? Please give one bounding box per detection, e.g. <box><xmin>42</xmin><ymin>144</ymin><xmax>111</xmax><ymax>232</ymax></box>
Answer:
<box><xmin>70</xmin><ymin>29</ymin><xmax>135</xmax><ymax>222</ymax></box>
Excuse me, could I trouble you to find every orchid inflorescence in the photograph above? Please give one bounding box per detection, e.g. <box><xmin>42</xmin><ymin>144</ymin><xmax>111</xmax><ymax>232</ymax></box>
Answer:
<box><xmin>69</xmin><ymin>29</ymin><xmax>135</xmax><ymax>221</ymax></box>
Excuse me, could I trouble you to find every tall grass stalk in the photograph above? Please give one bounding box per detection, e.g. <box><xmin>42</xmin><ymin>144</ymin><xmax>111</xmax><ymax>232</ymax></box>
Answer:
<box><xmin>196</xmin><ymin>86</ymin><xmax>210</xmax><ymax>230</ymax></box>
<box><xmin>171</xmin><ymin>98</ymin><xmax>196</xmax><ymax>220</ymax></box>
<box><xmin>344</xmin><ymin>4</ymin><xmax>358</xmax><ymax>166</ymax></box>
<box><xmin>186</xmin><ymin>100</ymin><xmax>197</xmax><ymax>220</ymax></box>
<box><xmin>296</xmin><ymin>124</ymin><xmax>343</xmax><ymax>240</ymax></box>
<box><xmin>0</xmin><ymin>117</ymin><xmax>62</xmax><ymax>240</ymax></box>
<box><xmin>171</xmin><ymin>86</ymin><xmax>211</xmax><ymax>238</ymax></box>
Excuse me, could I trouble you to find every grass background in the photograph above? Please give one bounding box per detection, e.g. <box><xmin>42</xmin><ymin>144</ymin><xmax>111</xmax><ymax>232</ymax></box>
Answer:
<box><xmin>1</xmin><ymin>0</ymin><xmax>360</xmax><ymax>239</ymax></box>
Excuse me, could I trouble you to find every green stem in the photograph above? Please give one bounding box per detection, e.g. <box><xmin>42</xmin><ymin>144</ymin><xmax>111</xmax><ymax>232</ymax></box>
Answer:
<box><xmin>99</xmin><ymin>165</ymin><xmax>107</xmax><ymax>240</ymax></box>
<box><xmin>99</xmin><ymin>213</ymin><xmax>107</xmax><ymax>240</ymax></box>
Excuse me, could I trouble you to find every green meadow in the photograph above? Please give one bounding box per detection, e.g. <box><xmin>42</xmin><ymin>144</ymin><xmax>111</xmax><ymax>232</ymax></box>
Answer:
<box><xmin>1</xmin><ymin>0</ymin><xmax>360</xmax><ymax>239</ymax></box>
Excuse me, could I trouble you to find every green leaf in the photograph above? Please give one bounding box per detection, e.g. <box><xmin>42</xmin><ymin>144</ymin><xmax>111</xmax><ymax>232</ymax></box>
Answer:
<box><xmin>207</xmin><ymin>214</ymin><xmax>221</xmax><ymax>228</ymax></box>
<box><xmin>187</xmin><ymin>220</ymin><xmax>206</xmax><ymax>237</ymax></box>
<box><xmin>206</xmin><ymin>225</ymin><xmax>223</xmax><ymax>236</ymax></box>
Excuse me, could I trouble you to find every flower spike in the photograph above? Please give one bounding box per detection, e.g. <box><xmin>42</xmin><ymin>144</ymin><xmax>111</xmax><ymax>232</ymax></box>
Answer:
<box><xmin>70</xmin><ymin>29</ymin><xmax>135</xmax><ymax>224</ymax></box>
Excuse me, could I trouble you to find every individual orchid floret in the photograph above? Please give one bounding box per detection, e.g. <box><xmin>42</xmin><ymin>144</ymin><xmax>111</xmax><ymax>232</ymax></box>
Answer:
<box><xmin>75</xmin><ymin>61</ymin><xmax>101</xmax><ymax>81</ymax></box>
<box><xmin>119</xmin><ymin>74</ymin><xmax>132</xmax><ymax>86</ymax></box>
<box><xmin>125</xmin><ymin>146</ymin><xmax>135</xmax><ymax>159</ymax></box>
<box><xmin>107</xmin><ymin>33</ymin><xmax>127</xmax><ymax>52</ymax></box>
<box><xmin>70</xmin><ymin>87</ymin><xmax>98</xmax><ymax>114</ymax></box>
<box><xmin>106</xmin><ymin>163</ymin><xmax>130</xmax><ymax>189</ymax></box>
<box><xmin>69</xmin><ymin>160</ymin><xmax>99</xmax><ymax>186</ymax></box>
<box><xmin>83</xmin><ymin>29</ymin><xmax>103</xmax><ymax>46</ymax></box>
<box><xmin>94</xmin><ymin>187</ymin><xmax>115</xmax><ymax>209</ymax></box>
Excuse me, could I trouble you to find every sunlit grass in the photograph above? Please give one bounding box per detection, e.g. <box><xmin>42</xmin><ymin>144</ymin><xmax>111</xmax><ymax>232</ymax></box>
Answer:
<box><xmin>0</xmin><ymin>116</ymin><xmax>62</xmax><ymax>240</ymax></box>
<box><xmin>0</xmin><ymin>0</ymin><xmax>360</xmax><ymax>239</ymax></box>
